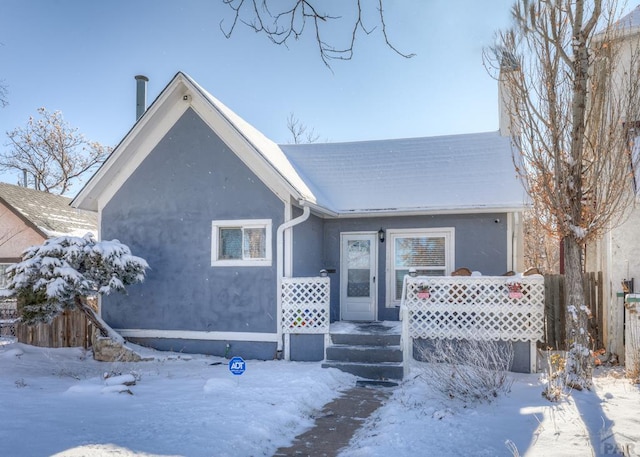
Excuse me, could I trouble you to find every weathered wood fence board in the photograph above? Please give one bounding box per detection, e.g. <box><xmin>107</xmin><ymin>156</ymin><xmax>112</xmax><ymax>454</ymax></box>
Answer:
<box><xmin>543</xmin><ymin>272</ymin><xmax>603</xmax><ymax>351</ymax></box>
<box><xmin>16</xmin><ymin>308</ymin><xmax>93</xmax><ymax>348</ymax></box>
<box><xmin>544</xmin><ymin>274</ymin><xmax>565</xmax><ymax>350</ymax></box>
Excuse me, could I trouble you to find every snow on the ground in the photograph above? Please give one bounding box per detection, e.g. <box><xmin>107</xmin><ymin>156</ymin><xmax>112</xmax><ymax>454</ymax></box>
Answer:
<box><xmin>2</xmin><ymin>343</ymin><xmax>640</xmax><ymax>457</ymax></box>
<box><xmin>342</xmin><ymin>364</ymin><xmax>640</xmax><ymax>457</ymax></box>
<box><xmin>329</xmin><ymin>320</ymin><xmax>402</xmax><ymax>334</ymax></box>
<box><xmin>0</xmin><ymin>343</ymin><xmax>354</xmax><ymax>457</ymax></box>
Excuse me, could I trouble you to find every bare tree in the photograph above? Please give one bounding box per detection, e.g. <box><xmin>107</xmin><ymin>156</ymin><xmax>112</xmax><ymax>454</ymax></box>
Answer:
<box><xmin>220</xmin><ymin>0</ymin><xmax>414</xmax><ymax>68</ymax></box>
<box><xmin>2</xmin><ymin>108</ymin><xmax>112</xmax><ymax>196</ymax></box>
<box><xmin>0</xmin><ymin>81</ymin><xmax>7</xmax><ymax>108</ymax></box>
<box><xmin>286</xmin><ymin>112</ymin><xmax>320</xmax><ymax>144</ymax></box>
<box><xmin>523</xmin><ymin>207</ymin><xmax>560</xmax><ymax>274</ymax></box>
<box><xmin>490</xmin><ymin>0</ymin><xmax>640</xmax><ymax>390</ymax></box>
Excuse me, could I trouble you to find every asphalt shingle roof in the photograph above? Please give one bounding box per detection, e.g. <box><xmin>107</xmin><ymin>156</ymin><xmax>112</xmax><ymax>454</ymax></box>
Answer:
<box><xmin>279</xmin><ymin>132</ymin><xmax>526</xmax><ymax>214</ymax></box>
<box><xmin>0</xmin><ymin>182</ymin><xmax>97</xmax><ymax>237</ymax></box>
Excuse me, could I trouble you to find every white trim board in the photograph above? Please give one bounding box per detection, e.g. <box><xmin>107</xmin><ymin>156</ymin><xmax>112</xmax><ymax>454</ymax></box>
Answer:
<box><xmin>116</xmin><ymin>329</ymin><xmax>278</xmax><ymax>343</ymax></box>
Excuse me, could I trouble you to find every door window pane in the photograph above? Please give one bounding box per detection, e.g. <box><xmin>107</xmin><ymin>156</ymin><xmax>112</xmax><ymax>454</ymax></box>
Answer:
<box><xmin>347</xmin><ymin>240</ymin><xmax>371</xmax><ymax>298</ymax></box>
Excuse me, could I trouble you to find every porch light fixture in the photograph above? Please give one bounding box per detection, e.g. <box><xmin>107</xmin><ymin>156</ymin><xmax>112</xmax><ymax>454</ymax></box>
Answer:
<box><xmin>378</xmin><ymin>228</ymin><xmax>385</xmax><ymax>243</ymax></box>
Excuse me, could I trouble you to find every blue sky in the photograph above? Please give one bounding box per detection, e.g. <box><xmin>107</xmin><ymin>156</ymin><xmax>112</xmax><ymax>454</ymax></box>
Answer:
<box><xmin>0</xmin><ymin>1</ymin><xmax>518</xmax><ymax>191</ymax></box>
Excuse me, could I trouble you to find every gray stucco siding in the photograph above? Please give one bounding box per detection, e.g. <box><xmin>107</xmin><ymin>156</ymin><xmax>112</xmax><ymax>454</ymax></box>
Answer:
<box><xmin>321</xmin><ymin>213</ymin><xmax>509</xmax><ymax>322</ymax></box>
<box><xmin>291</xmin><ymin>209</ymin><xmax>325</xmax><ymax>277</ymax></box>
<box><xmin>101</xmin><ymin>108</ymin><xmax>284</xmax><ymax>337</ymax></box>
<box><xmin>126</xmin><ymin>338</ymin><xmax>277</xmax><ymax>361</ymax></box>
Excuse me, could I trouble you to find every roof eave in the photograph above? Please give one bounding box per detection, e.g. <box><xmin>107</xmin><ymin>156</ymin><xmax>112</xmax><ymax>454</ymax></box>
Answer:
<box><xmin>324</xmin><ymin>204</ymin><xmax>528</xmax><ymax>218</ymax></box>
<box><xmin>72</xmin><ymin>73</ymin><xmax>191</xmax><ymax>212</ymax></box>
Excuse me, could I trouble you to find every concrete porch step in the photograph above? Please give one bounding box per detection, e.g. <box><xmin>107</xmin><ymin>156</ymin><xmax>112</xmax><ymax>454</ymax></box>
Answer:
<box><xmin>321</xmin><ymin>361</ymin><xmax>404</xmax><ymax>380</ymax></box>
<box><xmin>326</xmin><ymin>345</ymin><xmax>403</xmax><ymax>364</ymax></box>
<box><xmin>323</xmin><ymin>321</ymin><xmax>404</xmax><ymax>381</ymax></box>
<box><xmin>330</xmin><ymin>333</ymin><xmax>401</xmax><ymax>347</ymax></box>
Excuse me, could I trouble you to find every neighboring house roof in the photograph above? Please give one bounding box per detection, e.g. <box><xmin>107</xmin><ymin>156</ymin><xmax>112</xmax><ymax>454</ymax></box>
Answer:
<box><xmin>0</xmin><ymin>182</ymin><xmax>97</xmax><ymax>237</ymax></box>
<box><xmin>615</xmin><ymin>5</ymin><xmax>640</xmax><ymax>32</ymax></box>
<box><xmin>280</xmin><ymin>132</ymin><xmax>525</xmax><ymax>214</ymax></box>
<box><xmin>73</xmin><ymin>71</ymin><xmax>527</xmax><ymax>216</ymax></box>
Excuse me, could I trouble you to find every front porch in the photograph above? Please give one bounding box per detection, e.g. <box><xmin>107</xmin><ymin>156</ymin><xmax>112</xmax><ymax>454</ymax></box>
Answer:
<box><xmin>281</xmin><ymin>274</ymin><xmax>545</xmax><ymax>380</ymax></box>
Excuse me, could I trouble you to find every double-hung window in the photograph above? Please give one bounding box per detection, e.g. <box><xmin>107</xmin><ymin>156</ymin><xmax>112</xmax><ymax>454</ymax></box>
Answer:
<box><xmin>387</xmin><ymin>228</ymin><xmax>454</xmax><ymax>306</ymax></box>
<box><xmin>211</xmin><ymin>219</ymin><xmax>272</xmax><ymax>266</ymax></box>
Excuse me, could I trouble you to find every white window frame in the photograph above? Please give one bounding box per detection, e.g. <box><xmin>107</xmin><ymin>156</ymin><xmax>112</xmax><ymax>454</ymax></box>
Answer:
<box><xmin>386</xmin><ymin>228</ymin><xmax>455</xmax><ymax>307</ymax></box>
<box><xmin>0</xmin><ymin>263</ymin><xmax>11</xmax><ymax>289</ymax></box>
<box><xmin>211</xmin><ymin>219</ymin><xmax>272</xmax><ymax>267</ymax></box>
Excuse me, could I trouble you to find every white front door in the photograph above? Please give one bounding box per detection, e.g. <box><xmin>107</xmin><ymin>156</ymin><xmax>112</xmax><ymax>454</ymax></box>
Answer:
<box><xmin>340</xmin><ymin>233</ymin><xmax>377</xmax><ymax>321</ymax></box>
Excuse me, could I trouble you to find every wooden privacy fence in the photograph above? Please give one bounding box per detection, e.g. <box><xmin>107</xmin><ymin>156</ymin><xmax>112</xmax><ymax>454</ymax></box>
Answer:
<box><xmin>16</xmin><ymin>308</ymin><xmax>94</xmax><ymax>349</ymax></box>
<box><xmin>543</xmin><ymin>271</ymin><xmax>603</xmax><ymax>351</ymax></box>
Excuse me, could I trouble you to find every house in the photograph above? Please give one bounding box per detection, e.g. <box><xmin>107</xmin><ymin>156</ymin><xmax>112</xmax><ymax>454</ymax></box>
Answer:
<box><xmin>71</xmin><ymin>72</ymin><xmax>528</xmax><ymax>367</ymax></box>
<box><xmin>0</xmin><ymin>181</ymin><xmax>98</xmax><ymax>287</ymax></box>
<box><xmin>585</xmin><ymin>5</ymin><xmax>640</xmax><ymax>363</ymax></box>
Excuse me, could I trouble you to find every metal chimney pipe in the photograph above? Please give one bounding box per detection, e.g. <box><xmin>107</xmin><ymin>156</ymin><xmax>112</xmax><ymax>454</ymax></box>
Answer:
<box><xmin>135</xmin><ymin>75</ymin><xmax>149</xmax><ymax>121</ymax></box>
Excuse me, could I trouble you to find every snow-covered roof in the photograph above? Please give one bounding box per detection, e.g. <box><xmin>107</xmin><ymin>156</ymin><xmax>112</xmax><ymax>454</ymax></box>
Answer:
<box><xmin>184</xmin><ymin>75</ymin><xmax>316</xmax><ymax>203</ymax></box>
<box><xmin>73</xmin><ymin>72</ymin><xmax>527</xmax><ymax>216</ymax></box>
<box><xmin>0</xmin><ymin>182</ymin><xmax>97</xmax><ymax>237</ymax></box>
<box><xmin>279</xmin><ymin>132</ymin><xmax>526</xmax><ymax>214</ymax></box>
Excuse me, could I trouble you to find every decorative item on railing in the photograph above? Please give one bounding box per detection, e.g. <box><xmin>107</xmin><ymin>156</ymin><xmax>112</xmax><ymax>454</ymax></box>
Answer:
<box><xmin>400</xmin><ymin>274</ymin><xmax>545</xmax><ymax>343</ymax></box>
<box><xmin>506</xmin><ymin>281</ymin><xmax>523</xmax><ymax>299</ymax></box>
<box><xmin>416</xmin><ymin>283</ymin><xmax>430</xmax><ymax>299</ymax></box>
<box><xmin>281</xmin><ymin>276</ymin><xmax>330</xmax><ymax>334</ymax></box>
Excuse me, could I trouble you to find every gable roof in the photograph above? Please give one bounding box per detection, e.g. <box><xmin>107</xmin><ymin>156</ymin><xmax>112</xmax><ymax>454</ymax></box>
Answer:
<box><xmin>73</xmin><ymin>72</ymin><xmax>526</xmax><ymax>217</ymax></box>
<box><xmin>279</xmin><ymin>132</ymin><xmax>525</xmax><ymax>214</ymax></box>
<box><xmin>0</xmin><ymin>182</ymin><xmax>97</xmax><ymax>237</ymax></box>
<box><xmin>72</xmin><ymin>72</ymin><xmax>315</xmax><ymax>212</ymax></box>
<box><xmin>186</xmin><ymin>76</ymin><xmax>316</xmax><ymax>203</ymax></box>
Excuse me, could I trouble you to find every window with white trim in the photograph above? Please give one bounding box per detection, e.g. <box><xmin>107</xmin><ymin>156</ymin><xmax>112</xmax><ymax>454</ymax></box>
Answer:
<box><xmin>0</xmin><ymin>264</ymin><xmax>10</xmax><ymax>289</ymax></box>
<box><xmin>211</xmin><ymin>219</ymin><xmax>272</xmax><ymax>266</ymax></box>
<box><xmin>387</xmin><ymin>228</ymin><xmax>454</xmax><ymax>306</ymax></box>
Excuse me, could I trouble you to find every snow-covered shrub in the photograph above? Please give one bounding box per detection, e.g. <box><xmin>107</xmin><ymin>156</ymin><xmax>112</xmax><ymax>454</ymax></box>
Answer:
<box><xmin>4</xmin><ymin>234</ymin><xmax>148</xmax><ymax>338</ymax></box>
<box><xmin>416</xmin><ymin>338</ymin><xmax>514</xmax><ymax>403</ymax></box>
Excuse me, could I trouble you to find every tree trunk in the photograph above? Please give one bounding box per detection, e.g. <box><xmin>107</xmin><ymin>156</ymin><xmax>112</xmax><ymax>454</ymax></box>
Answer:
<box><xmin>74</xmin><ymin>296</ymin><xmax>125</xmax><ymax>344</ymax></box>
<box><xmin>563</xmin><ymin>236</ymin><xmax>593</xmax><ymax>390</ymax></box>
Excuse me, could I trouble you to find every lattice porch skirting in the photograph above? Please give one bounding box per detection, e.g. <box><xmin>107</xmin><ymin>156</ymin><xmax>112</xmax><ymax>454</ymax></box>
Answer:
<box><xmin>401</xmin><ymin>275</ymin><xmax>545</xmax><ymax>374</ymax></box>
<box><xmin>281</xmin><ymin>276</ymin><xmax>331</xmax><ymax>360</ymax></box>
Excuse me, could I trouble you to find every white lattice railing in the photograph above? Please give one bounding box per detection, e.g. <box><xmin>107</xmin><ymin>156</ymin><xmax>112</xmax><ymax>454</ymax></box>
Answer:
<box><xmin>401</xmin><ymin>275</ymin><xmax>545</xmax><ymax>343</ymax></box>
<box><xmin>0</xmin><ymin>298</ymin><xmax>18</xmax><ymax>338</ymax></box>
<box><xmin>282</xmin><ymin>277</ymin><xmax>330</xmax><ymax>334</ymax></box>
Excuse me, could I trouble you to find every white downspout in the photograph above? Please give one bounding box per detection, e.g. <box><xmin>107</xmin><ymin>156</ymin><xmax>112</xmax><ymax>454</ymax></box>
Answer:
<box><xmin>276</xmin><ymin>203</ymin><xmax>311</xmax><ymax>356</ymax></box>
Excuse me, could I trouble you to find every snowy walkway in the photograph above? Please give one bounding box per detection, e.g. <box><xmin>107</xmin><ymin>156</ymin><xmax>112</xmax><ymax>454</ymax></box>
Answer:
<box><xmin>274</xmin><ymin>385</ymin><xmax>392</xmax><ymax>457</ymax></box>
